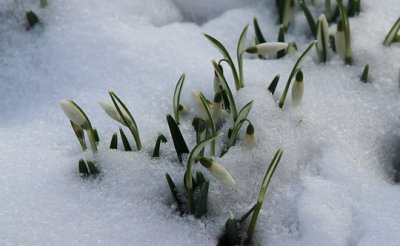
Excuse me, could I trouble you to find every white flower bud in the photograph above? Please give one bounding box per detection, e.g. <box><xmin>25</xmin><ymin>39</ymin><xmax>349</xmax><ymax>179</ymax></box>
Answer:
<box><xmin>200</xmin><ymin>158</ymin><xmax>235</xmax><ymax>185</ymax></box>
<box><xmin>245</xmin><ymin>42</ymin><xmax>288</xmax><ymax>55</ymax></box>
<box><xmin>60</xmin><ymin>100</ymin><xmax>90</xmax><ymax>130</ymax></box>
<box><xmin>99</xmin><ymin>101</ymin><xmax>133</xmax><ymax>127</ymax></box>
<box><xmin>243</xmin><ymin>124</ymin><xmax>257</xmax><ymax>148</ymax></box>
<box><xmin>291</xmin><ymin>70</ymin><xmax>304</xmax><ymax>106</ymax></box>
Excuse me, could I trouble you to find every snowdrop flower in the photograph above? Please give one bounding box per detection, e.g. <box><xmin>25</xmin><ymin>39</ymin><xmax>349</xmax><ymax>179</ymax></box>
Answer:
<box><xmin>99</xmin><ymin>100</ymin><xmax>132</xmax><ymax>127</ymax></box>
<box><xmin>60</xmin><ymin>100</ymin><xmax>90</xmax><ymax>130</ymax></box>
<box><xmin>316</xmin><ymin>14</ymin><xmax>329</xmax><ymax>62</ymax></box>
<box><xmin>335</xmin><ymin>19</ymin><xmax>345</xmax><ymax>58</ymax></box>
<box><xmin>212</xmin><ymin>92</ymin><xmax>229</xmax><ymax>126</ymax></box>
<box><xmin>245</xmin><ymin>42</ymin><xmax>288</xmax><ymax>56</ymax></box>
<box><xmin>199</xmin><ymin>157</ymin><xmax>235</xmax><ymax>185</ymax></box>
<box><xmin>291</xmin><ymin>70</ymin><xmax>304</xmax><ymax>106</ymax></box>
<box><xmin>192</xmin><ymin>91</ymin><xmax>209</xmax><ymax>120</ymax></box>
<box><xmin>243</xmin><ymin>124</ymin><xmax>257</xmax><ymax>148</ymax></box>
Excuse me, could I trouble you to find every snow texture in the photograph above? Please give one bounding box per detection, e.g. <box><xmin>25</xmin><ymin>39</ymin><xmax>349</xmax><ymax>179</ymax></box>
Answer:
<box><xmin>1</xmin><ymin>0</ymin><xmax>400</xmax><ymax>245</ymax></box>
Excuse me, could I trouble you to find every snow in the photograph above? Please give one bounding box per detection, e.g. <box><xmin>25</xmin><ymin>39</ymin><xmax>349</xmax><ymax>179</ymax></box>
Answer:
<box><xmin>1</xmin><ymin>0</ymin><xmax>400</xmax><ymax>245</ymax></box>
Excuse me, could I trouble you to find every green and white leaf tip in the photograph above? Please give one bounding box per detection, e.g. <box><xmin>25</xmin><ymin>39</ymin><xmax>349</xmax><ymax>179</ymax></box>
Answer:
<box><xmin>383</xmin><ymin>17</ymin><xmax>400</xmax><ymax>46</ymax></box>
<box><xmin>199</xmin><ymin>157</ymin><xmax>235</xmax><ymax>185</ymax></box>
<box><xmin>291</xmin><ymin>70</ymin><xmax>304</xmax><ymax>106</ymax></box>
<box><xmin>316</xmin><ymin>14</ymin><xmax>329</xmax><ymax>63</ymax></box>
<box><xmin>245</xmin><ymin>42</ymin><xmax>288</xmax><ymax>55</ymax></box>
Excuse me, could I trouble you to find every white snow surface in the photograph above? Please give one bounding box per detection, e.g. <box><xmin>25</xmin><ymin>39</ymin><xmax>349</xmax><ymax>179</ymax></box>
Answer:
<box><xmin>1</xmin><ymin>0</ymin><xmax>400</xmax><ymax>245</ymax></box>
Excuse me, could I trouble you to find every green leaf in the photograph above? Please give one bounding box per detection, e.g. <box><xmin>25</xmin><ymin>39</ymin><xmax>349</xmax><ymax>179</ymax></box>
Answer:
<box><xmin>195</xmin><ymin>171</ymin><xmax>206</xmax><ymax>188</ymax></box>
<box><xmin>26</xmin><ymin>11</ymin><xmax>39</xmax><ymax>29</ymax></box>
<box><xmin>173</xmin><ymin>74</ymin><xmax>185</xmax><ymax>124</ymax></box>
<box><xmin>237</xmin><ymin>25</ymin><xmax>249</xmax><ymax>89</ymax></box>
<box><xmin>166</xmin><ymin>173</ymin><xmax>182</xmax><ymax>207</ymax></box>
<box><xmin>281</xmin><ymin>0</ymin><xmax>291</xmax><ymax>31</ymax></box>
<box><xmin>70</xmin><ymin>121</ymin><xmax>87</xmax><ymax>151</ymax></box>
<box><xmin>299</xmin><ymin>0</ymin><xmax>317</xmax><ymax>37</ymax></box>
<box><xmin>337</xmin><ymin>0</ymin><xmax>352</xmax><ymax>64</ymax></box>
<box><xmin>360</xmin><ymin>64</ymin><xmax>369</xmax><ymax>83</ymax></box>
<box><xmin>268</xmin><ymin>74</ymin><xmax>280</xmax><ymax>94</ymax></box>
<box><xmin>110</xmin><ymin>132</ymin><xmax>118</xmax><ymax>149</ymax></box>
<box><xmin>93</xmin><ymin>128</ymin><xmax>100</xmax><ymax>143</ymax></box>
<box><xmin>253</xmin><ymin>17</ymin><xmax>266</xmax><ymax>44</ymax></box>
<box><xmin>78</xmin><ymin>159</ymin><xmax>89</xmax><ymax>177</ymax></box>
<box><xmin>119</xmin><ymin>127</ymin><xmax>132</xmax><ymax>151</ymax></box>
<box><xmin>277</xmin><ymin>25</ymin><xmax>286</xmax><ymax>58</ymax></box>
<box><xmin>279</xmin><ymin>40</ymin><xmax>316</xmax><ymax>108</ymax></box>
<box><xmin>198</xmin><ymin>92</ymin><xmax>217</xmax><ymax>155</ymax></box>
<box><xmin>316</xmin><ymin>15</ymin><xmax>329</xmax><ymax>63</ymax></box>
<box><xmin>383</xmin><ymin>17</ymin><xmax>400</xmax><ymax>46</ymax></box>
<box><xmin>166</xmin><ymin>114</ymin><xmax>189</xmax><ymax>163</ymax></box>
<box><xmin>195</xmin><ymin>181</ymin><xmax>209</xmax><ymax>218</ymax></box>
<box><xmin>244</xmin><ymin>149</ymin><xmax>283</xmax><ymax>245</ymax></box>
<box><xmin>325</xmin><ymin>0</ymin><xmax>332</xmax><ymax>21</ymax></box>
<box><xmin>228</xmin><ymin>101</ymin><xmax>254</xmax><ymax>147</ymax></box>
<box><xmin>204</xmin><ymin>33</ymin><xmax>240</xmax><ymax>90</ymax></box>
<box><xmin>152</xmin><ymin>133</ymin><xmax>167</xmax><ymax>157</ymax></box>
<box><xmin>109</xmin><ymin>91</ymin><xmax>141</xmax><ymax>150</ymax></box>
<box><xmin>212</xmin><ymin>60</ymin><xmax>237</xmax><ymax>119</ymax></box>
<box><xmin>87</xmin><ymin>160</ymin><xmax>100</xmax><ymax>176</ymax></box>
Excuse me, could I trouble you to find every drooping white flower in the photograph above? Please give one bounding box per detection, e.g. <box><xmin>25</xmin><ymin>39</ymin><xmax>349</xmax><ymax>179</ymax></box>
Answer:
<box><xmin>245</xmin><ymin>42</ymin><xmax>288</xmax><ymax>55</ymax></box>
<box><xmin>60</xmin><ymin>100</ymin><xmax>90</xmax><ymax>130</ymax></box>
<box><xmin>243</xmin><ymin>124</ymin><xmax>257</xmax><ymax>148</ymax></box>
<box><xmin>291</xmin><ymin>70</ymin><xmax>304</xmax><ymax>106</ymax></box>
<box><xmin>199</xmin><ymin>158</ymin><xmax>235</xmax><ymax>185</ymax></box>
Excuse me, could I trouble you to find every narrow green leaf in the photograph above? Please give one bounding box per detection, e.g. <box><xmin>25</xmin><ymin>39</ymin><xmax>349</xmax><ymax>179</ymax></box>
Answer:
<box><xmin>93</xmin><ymin>128</ymin><xmax>100</xmax><ymax>143</ymax></box>
<box><xmin>87</xmin><ymin>160</ymin><xmax>100</xmax><ymax>176</ymax></box>
<box><xmin>70</xmin><ymin>121</ymin><xmax>87</xmax><ymax>151</ymax></box>
<box><xmin>237</xmin><ymin>25</ymin><xmax>249</xmax><ymax>89</ymax></box>
<box><xmin>166</xmin><ymin>114</ymin><xmax>189</xmax><ymax>163</ymax></box>
<box><xmin>268</xmin><ymin>74</ymin><xmax>280</xmax><ymax>94</ymax></box>
<box><xmin>244</xmin><ymin>149</ymin><xmax>283</xmax><ymax>245</ymax></box>
<box><xmin>360</xmin><ymin>64</ymin><xmax>369</xmax><ymax>83</ymax></box>
<box><xmin>198</xmin><ymin>92</ymin><xmax>217</xmax><ymax>156</ymax></box>
<box><xmin>253</xmin><ymin>17</ymin><xmax>266</xmax><ymax>44</ymax></box>
<box><xmin>220</xmin><ymin>218</ymin><xmax>241</xmax><ymax>246</ymax></box>
<box><xmin>281</xmin><ymin>0</ymin><xmax>291</xmax><ymax>31</ymax></box>
<box><xmin>166</xmin><ymin>173</ymin><xmax>182</xmax><ymax>207</ymax></box>
<box><xmin>26</xmin><ymin>11</ymin><xmax>39</xmax><ymax>29</ymax></box>
<box><xmin>212</xmin><ymin>60</ymin><xmax>238</xmax><ymax>119</ymax></box>
<box><xmin>119</xmin><ymin>127</ymin><xmax>132</xmax><ymax>151</ymax></box>
<box><xmin>110</xmin><ymin>132</ymin><xmax>118</xmax><ymax>149</ymax></box>
<box><xmin>196</xmin><ymin>171</ymin><xmax>206</xmax><ymax>188</ymax></box>
<box><xmin>277</xmin><ymin>25</ymin><xmax>286</xmax><ymax>58</ymax></box>
<box><xmin>109</xmin><ymin>91</ymin><xmax>141</xmax><ymax>150</ymax></box>
<box><xmin>173</xmin><ymin>74</ymin><xmax>185</xmax><ymax>124</ymax></box>
<box><xmin>279</xmin><ymin>40</ymin><xmax>316</xmax><ymax>108</ymax></box>
<box><xmin>383</xmin><ymin>17</ymin><xmax>400</xmax><ymax>46</ymax></box>
<box><xmin>152</xmin><ymin>133</ymin><xmax>167</xmax><ymax>157</ymax></box>
<box><xmin>325</xmin><ymin>0</ymin><xmax>332</xmax><ymax>21</ymax></box>
<box><xmin>316</xmin><ymin>15</ymin><xmax>329</xmax><ymax>63</ymax></box>
<box><xmin>228</xmin><ymin>101</ymin><xmax>254</xmax><ymax>147</ymax></box>
<box><xmin>347</xmin><ymin>0</ymin><xmax>357</xmax><ymax>17</ymax></box>
<box><xmin>337</xmin><ymin>0</ymin><xmax>352</xmax><ymax>64</ymax></box>
<box><xmin>299</xmin><ymin>0</ymin><xmax>317</xmax><ymax>37</ymax></box>
<box><xmin>78</xmin><ymin>159</ymin><xmax>89</xmax><ymax>177</ymax></box>
<box><xmin>195</xmin><ymin>181</ymin><xmax>209</xmax><ymax>218</ymax></box>
<box><xmin>204</xmin><ymin>33</ymin><xmax>240</xmax><ymax>90</ymax></box>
